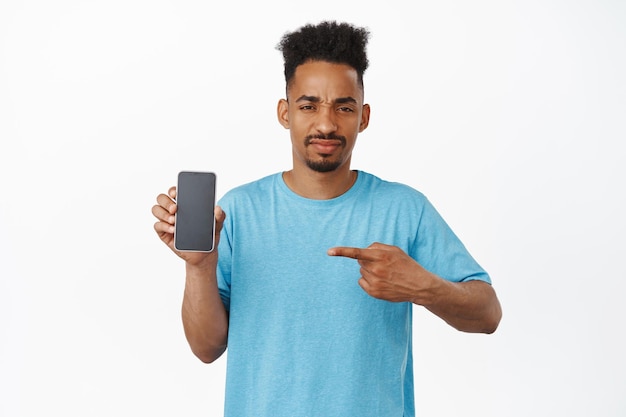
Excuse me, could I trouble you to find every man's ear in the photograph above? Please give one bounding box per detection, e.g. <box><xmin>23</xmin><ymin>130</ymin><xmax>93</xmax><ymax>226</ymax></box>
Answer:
<box><xmin>277</xmin><ymin>98</ymin><xmax>289</xmax><ymax>129</ymax></box>
<box><xmin>359</xmin><ymin>103</ymin><xmax>371</xmax><ymax>132</ymax></box>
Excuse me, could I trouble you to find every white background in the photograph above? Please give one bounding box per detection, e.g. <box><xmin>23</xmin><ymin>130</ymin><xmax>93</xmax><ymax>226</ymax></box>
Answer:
<box><xmin>1</xmin><ymin>1</ymin><xmax>625</xmax><ymax>416</ymax></box>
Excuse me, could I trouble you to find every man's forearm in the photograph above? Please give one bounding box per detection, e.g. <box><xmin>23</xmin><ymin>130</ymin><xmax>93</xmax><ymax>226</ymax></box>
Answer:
<box><xmin>181</xmin><ymin>262</ymin><xmax>229</xmax><ymax>363</ymax></box>
<box><xmin>421</xmin><ymin>278</ymin><xmax>502</xmax><ymax>334</ymax></box>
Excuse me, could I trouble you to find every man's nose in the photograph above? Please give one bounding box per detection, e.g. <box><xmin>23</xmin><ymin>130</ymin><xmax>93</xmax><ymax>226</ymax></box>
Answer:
<box><xmin>314</xmin><ymin>106</ymin><xmax>338</xmax><ymax>134</ymax></box>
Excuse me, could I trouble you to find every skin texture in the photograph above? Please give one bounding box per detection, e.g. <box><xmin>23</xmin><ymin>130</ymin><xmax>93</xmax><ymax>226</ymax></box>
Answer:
<box><xmin>152</xmin><ymin>60</ymin><xmax>501</xmax><ymax>363</ymax></box>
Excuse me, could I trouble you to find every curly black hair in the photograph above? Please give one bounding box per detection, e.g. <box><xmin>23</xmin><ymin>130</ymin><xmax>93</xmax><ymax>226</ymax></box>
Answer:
<box><xmin>276</xmin><ymin>21</ymin><xmax>371</xmax><ymax>90</ymax></box>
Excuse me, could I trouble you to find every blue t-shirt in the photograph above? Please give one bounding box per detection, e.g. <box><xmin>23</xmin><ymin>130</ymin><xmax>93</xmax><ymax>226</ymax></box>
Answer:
<box><xmin>216</xmin><ymin>171</ymin><xmax>490</xmax><ymax>417</ymax></box>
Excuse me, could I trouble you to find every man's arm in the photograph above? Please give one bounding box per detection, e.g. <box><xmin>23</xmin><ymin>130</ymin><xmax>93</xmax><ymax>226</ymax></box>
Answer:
<box><xmin>181</xmin><ymin>259</ymin><xmax>229</xmax><ymax>363</ymax></box>
<box><xmin>420</xmin><ymin>278</ymin><xmax>501</xmax><ymax>334</ymax></box>
<box><xmin>328</xmin><ymin>243</ymin><xmax>502</xmax><ymax>334</ymax></box>
<box><xmin>153</xmin><ymin>189</ymin><xmax>230</xmax><ymax>362</ymax></box>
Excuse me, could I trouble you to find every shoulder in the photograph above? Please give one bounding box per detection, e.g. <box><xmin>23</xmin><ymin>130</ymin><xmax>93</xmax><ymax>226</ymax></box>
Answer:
<box><xmin>217</xmin><ymin>173</ymin><xmax>279</xmax><ymax>207</ymax></box>
<box><xmin>358</xmin><ymin>171</ymin><xmax>428</xmax><ymax>202</ymax></box>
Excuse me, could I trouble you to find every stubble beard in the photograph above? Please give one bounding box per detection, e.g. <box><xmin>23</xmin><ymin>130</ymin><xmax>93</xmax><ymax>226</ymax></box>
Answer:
<box><xmin>305</xmin><ymin>157</ymin><xmax>342</xmax><ymax>173</ymax></box>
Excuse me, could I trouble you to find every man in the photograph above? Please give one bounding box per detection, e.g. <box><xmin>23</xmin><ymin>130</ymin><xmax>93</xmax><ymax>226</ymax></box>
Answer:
<box><xmin>153</xmin><ymin>21</ymin><xmax>502</xmax><ymax>417</ymax></box>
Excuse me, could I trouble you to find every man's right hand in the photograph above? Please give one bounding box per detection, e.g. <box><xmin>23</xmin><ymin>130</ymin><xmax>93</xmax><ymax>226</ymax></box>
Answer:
<box><xmin>152</xmin><ymin>185</ymin><xmax>225</xmax><ymax>266</ymax></box>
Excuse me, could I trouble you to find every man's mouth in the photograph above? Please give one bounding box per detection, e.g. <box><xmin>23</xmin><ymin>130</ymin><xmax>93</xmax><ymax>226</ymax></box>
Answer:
<box><xmin>308</xmin><ymin>138</ymin><xmax>342</xmax><ymax>154</ymax></box>
<box><xmin>305</xmin><ymin>135</ymin><xmax>346</xmax><ymax>155</ymax></box>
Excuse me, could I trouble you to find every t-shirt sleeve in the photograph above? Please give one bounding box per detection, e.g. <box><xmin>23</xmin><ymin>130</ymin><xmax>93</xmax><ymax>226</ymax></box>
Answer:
<box><xmin>412</xmin><ymin>197</ymin><xmax>491</xmax><ymax>284</ymax></box>
<box><xmin>216</xmin><ymin>197</ymin><xmax>233</xmax><ymax>311</ymax></box>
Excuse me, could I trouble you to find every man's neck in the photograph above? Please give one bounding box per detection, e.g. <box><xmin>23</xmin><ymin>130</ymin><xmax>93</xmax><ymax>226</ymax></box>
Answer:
<box><xmin>282</xmin><ymin>167</ymin><xmax>357</xmax><ymax>200</ymax></box>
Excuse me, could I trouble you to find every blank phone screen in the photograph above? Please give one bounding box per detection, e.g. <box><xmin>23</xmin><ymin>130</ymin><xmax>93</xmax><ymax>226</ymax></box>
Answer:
<box><xmin>174</xmin><ymin>171</ymin><xmax>216</xmax><ymax>252</ymax></box>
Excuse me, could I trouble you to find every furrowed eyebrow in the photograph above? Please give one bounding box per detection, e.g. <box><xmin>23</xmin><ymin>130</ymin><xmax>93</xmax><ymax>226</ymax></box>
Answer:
<box><xmin>335</xmin><ymin>97</ymin><xmax>358</xmax><ymax>105</ymax></box>
<box><xmin>295</xmin><ymin>95</ymin><xmax>320</xmax><ymax>103</ymax></box>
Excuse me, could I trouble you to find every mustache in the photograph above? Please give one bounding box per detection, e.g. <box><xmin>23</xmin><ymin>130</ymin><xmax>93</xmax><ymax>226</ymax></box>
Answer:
<box><xmin>304</xmin><ymin>134</ymin><xmax>347</xmax><ymax>146</ymax></box>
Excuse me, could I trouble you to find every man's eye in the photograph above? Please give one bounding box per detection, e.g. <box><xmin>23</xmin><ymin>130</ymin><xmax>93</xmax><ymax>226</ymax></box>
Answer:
<box><xmin>300</xmin><ymin>105</ymin><xmax>315</xmax><ymax>111</ymax></box>
<box><xmin>338</xmin><ymin>107</ymin><xmax>354</xmax><ymax>112</ymax></box>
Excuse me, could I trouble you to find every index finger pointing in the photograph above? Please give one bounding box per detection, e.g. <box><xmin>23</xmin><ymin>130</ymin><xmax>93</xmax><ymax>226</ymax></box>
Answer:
<box><xmin>328</xmin><ymin>246</ymin><xmax>376</xmax><ymax>260</ymax></box>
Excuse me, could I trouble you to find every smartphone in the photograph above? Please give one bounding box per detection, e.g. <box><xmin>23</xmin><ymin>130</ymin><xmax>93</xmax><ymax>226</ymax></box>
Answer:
<box><xmin>174</xmin><ymin>171</ymin><xmax>217</xmax><ymax>252</ymax></box>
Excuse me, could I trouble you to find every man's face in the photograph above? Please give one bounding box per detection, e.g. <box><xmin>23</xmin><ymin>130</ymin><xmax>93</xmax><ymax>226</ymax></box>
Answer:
<box><xmin>277</xmin><ymin>61</ymin><xmax>370</xmax><ymax>173</ymax></box>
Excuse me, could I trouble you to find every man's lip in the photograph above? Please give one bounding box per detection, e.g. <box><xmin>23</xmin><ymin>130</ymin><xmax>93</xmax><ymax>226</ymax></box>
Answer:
<box><xmin>308</xmin><ymin>138</ymin><xmax>342</xmax><ymax>146</ymax></box>
<box><xmin>309</xmin><ymin>139</ymin><xmax>342</xmax><ymax>153</ymax></box>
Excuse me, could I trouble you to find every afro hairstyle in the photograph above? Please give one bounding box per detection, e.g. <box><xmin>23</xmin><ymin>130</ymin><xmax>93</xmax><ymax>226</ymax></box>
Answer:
<box><xmin>276</xmin><ymin>21</ymin><xmax>371</xmax><ymax>90</ymax></box>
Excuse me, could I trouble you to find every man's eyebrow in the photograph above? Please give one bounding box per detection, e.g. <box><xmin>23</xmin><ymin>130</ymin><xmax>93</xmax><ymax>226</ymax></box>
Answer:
<box><xmin>335</xmin><ymin>97</ymin><xmax>358</xmax><ymax>105</ymax></box>
<box><xmin>294</xmin><ymin>95</ymin><xmax>358</xmax><ymax>104</ymax></box>
<box><xmin>295</xmin><ymin>95</ymin><xmax>320</xmax><ymax>103</ymax></box>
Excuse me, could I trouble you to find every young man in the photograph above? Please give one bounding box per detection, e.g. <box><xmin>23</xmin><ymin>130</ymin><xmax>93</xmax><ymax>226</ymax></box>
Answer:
<box><xmin>153</xmin><ymin>21</ymin><xmax>501</xmax><ymax>417</ymax></box>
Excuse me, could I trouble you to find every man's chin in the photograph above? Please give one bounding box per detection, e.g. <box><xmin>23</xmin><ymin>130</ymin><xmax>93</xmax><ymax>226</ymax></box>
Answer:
<box><xmin>306</xmin><ymin>159</ymin><xmax>341</xmax><ymax>173</ymax></box>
